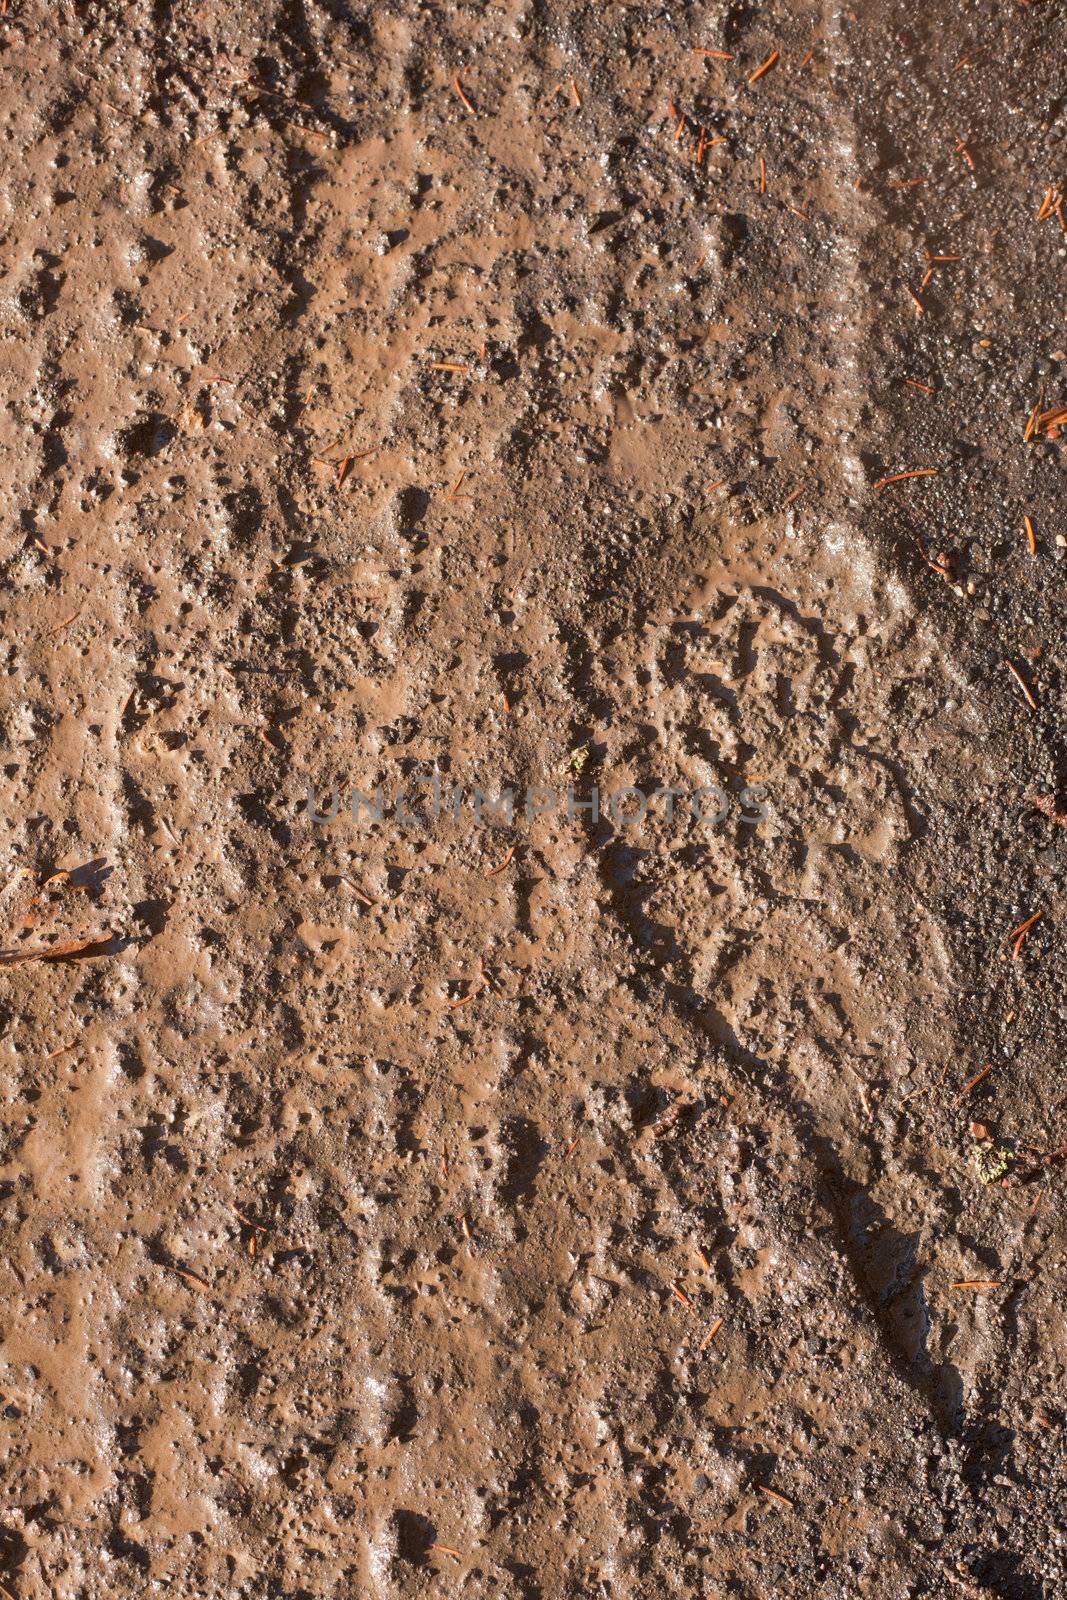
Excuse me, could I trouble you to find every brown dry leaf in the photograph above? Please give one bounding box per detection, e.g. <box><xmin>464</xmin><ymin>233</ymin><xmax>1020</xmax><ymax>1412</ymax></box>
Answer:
<box><xmin>1</xmin><ymin>866</ymin><xmax>111</xmax><ymax>965</ymax></box>
<box><xmin>0</xmin><ymin>932</ymin><xmax>115</xmax><ymax>967</ymax></box>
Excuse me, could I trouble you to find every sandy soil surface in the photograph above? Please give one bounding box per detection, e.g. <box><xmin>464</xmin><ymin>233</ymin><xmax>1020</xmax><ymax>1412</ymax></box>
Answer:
<box><xmin>1</xmin><ymin>0</ymin><xmax>1066</xmax><ymax>1595</ymax></box>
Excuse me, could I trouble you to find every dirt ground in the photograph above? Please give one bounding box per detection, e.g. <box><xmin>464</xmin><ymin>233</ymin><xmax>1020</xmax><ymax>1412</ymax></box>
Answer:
<box><xmin>1</xmin><ymin>0</ymin><xmax>1066</xmax><ymax>1595</ymax></box>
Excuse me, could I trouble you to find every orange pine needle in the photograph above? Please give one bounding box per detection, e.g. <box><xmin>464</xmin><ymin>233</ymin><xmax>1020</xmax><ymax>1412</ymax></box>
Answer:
<box><xmin>484</xmin><ymin>844</ymin><xmax>517</xmax><ymax>879</ymax></box>
<box><xmin>46</xmin><ymin>611</ymin><xmax>81</xmax><ymax>637</ymax></box>
<box><xmin>705</xmin><ymin>479</ymin><xmax>727</xmax><ymax>492</ymax></box>
<box><xmin>951</xmin><ymin>1280</ymin><xmax>1001</xmax><ymax>1290</ymax></box>
<box><xmin>1008</xmin><ymin>911</ymin><xmax>1042</xmax><ymax>943</ymax></box>
<box><xmin>783</xmin><ymin>484</ymin><xmax>805</xmax><ymax>506</ymax></box>
<box><xmin>1024</xmin><ymin>514</ymin><xmax>1036</xmax><ymax>555</ymax></box>
<box><xmin>748</xmin><ymin>49</ymin><xmax>779</xmax><ymax>84</ymax></box>
<box><xmin>693</xmin><ymin>48</ymin><xmax>734</xmax><ymax>59</ymax></box>
<box><xmin>1004</xmin><ymin>659</ymin><xmax>1038</xmax><ymax>710</ymax></box>
<box><xmin>336</xmin><ymin>454</ymin><xmax>352</xmax><ymax>488</ymax></box>
<box><xmin>873</xmin><ymin>468</ymin><xmax>939</xmax><ymax>489</ymax></box>
<box><xmin>669</xmin><ymin>1281</ymin><xmax>694</xmax><ymax>1310</ymax></box>
<box><xmin>446</xmin><ymin>986</ymin><xmax>486</xmax><ymax>1010</ymax></box>
<box><xmin>759</xmin><ymin>155</ymin><xmax>766</xmax><ymax>194</ymax></box>
<box><xmin>955</xmin><ymin>1064</ymin><xmax>992</xmax><ymax>1104</ymax></box>
<box><xmin>341</xmin><ymin>876</ymin><xmax>377</xmax><ymax>907</ymax></box>
<box><xmin>758</xmin><ymin>1486</ymin><xmax>794</xmax><ymax>1508</ymax></box>
<box><xmin>570</xmin><ymin>77</ymin><xmax>582</xmax><ymax>107</ymax></box>
<box><xmin>169</xmin><ymin>1264</ymin><xmax>212</xmax><ymax>1292</ymax></box>
<box><xmin>454</xmin><ymin>76</ymin><xmax>476</xmax><ymax>114</ymax></box>
<box><xmin>906</xmin><ymin>286</ymin><xmax>925</xmax><ymax>316</ymax></box>
<box><xmin>698</xmin><ymin>1316</ymin><xmax>724</xmax><ymax>1350</ymax></box>
<box><xmin>904</xmin><ymin>377</ymin><xmax>936</xmax><ymax>394</ymax></box>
